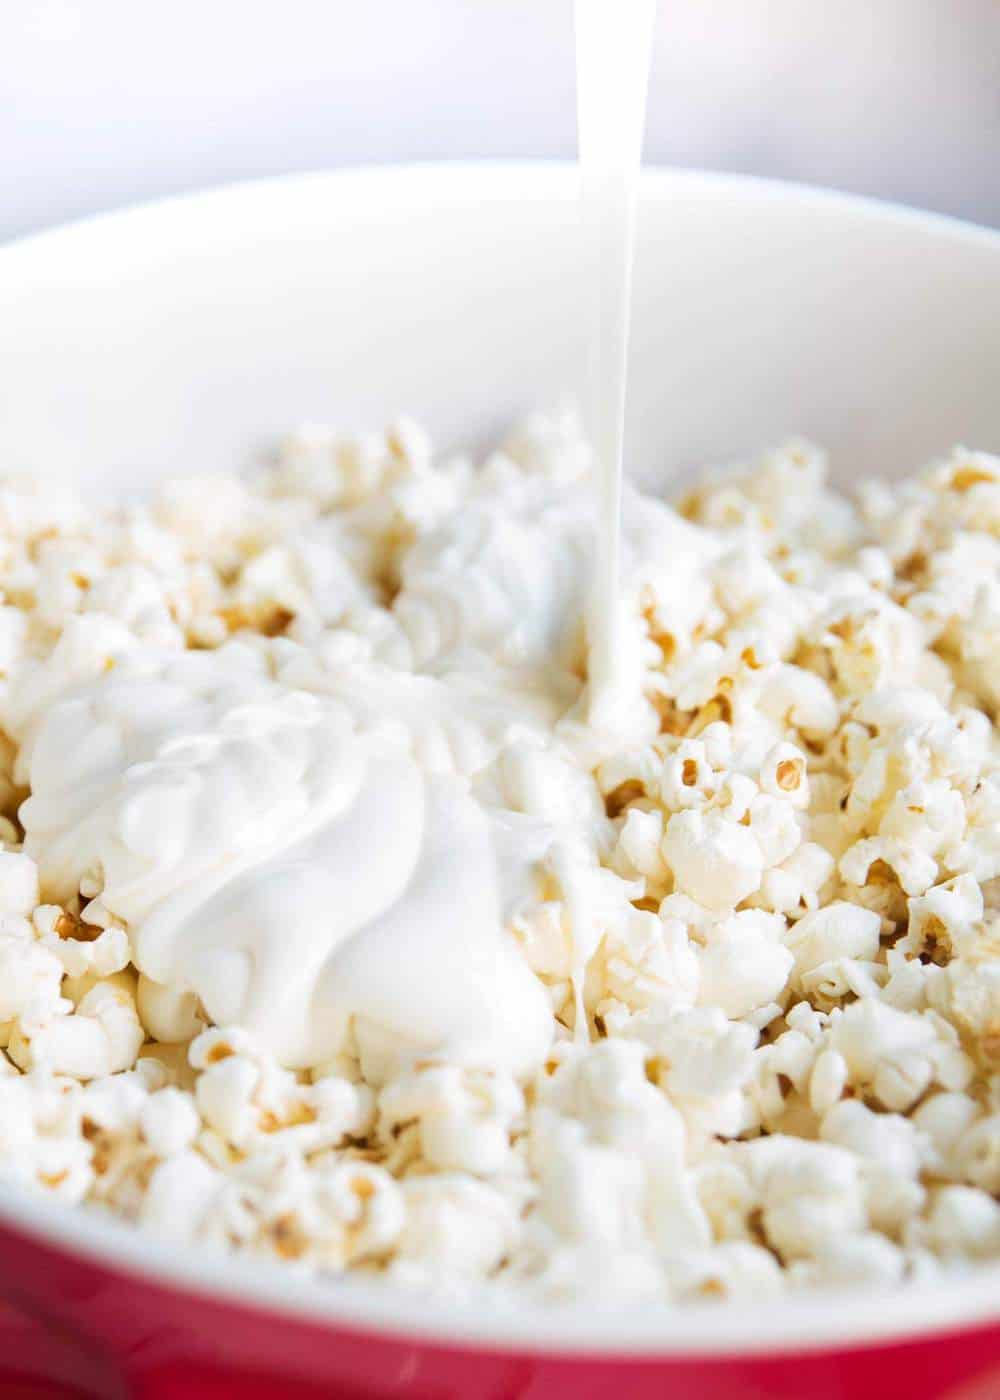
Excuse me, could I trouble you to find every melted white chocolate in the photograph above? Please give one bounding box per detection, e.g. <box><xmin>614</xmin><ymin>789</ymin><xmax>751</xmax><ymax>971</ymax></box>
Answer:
<box><xmin>8</xmin><ymin>9</ymin><xmax>664</xmax><ymax>1086</ymax></box>
<box><xmin>8</xmin><ymin>442</ymin><xmax>711</xmax><ymax>1084</ymax></box>
<box><xmin>17</xmin><ymin>651</ymin><xmax>553</xmax><ymax>1079</ymax></box>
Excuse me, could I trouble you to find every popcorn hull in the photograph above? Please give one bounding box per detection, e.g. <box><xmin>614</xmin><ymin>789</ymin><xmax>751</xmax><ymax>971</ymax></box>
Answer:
<box><xmin>1</xmin><ymin>1215</ymin><xmax>999</xmax><ymax>1399</ymax></box>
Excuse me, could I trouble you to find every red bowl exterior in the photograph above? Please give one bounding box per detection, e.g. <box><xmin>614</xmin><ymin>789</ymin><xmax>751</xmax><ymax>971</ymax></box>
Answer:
<box><xmin>1</xmin><ymin>1220</ymin><xmax>999</xmax><ymax>1399</ymax></box>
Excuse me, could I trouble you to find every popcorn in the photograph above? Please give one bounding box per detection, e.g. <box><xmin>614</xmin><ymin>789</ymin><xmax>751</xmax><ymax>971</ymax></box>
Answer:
<box><xmin>0</xmin><ymin>412</ymin><xmax>999</xmax><ymax>1303</ymax></box>
<box><xmin>0</xmin><ymin>852</ymin><xmax>39</xmax><ymax>916</ymax></box>
<box><xmin>751</xmin><ymin>1025</ymin><xmax>818</xmax><ymax>1129</ymax></box>
<box><xmin>627</xmin><ymin>1005</ymin><xmax>757</xmax><ymax>1144</ymax></box>
<box><xmin>840</xmin><ymin>835</ymin><xmax>938</xmax><ymax>901</ymax></box>
<box><xmin>745</xmin><ymin>793</ymin><xmax>801</xmax><ymax>869</ymax></box>
<box><xmin>189</xmin><ymin>1027</ymin><xmax>374</xmax><ymax>1154</ymax></box>
<box><xmin>601</xmin><ymin>909</ymin><xmax>700</xmax><ymax>1013</ymax></box>
<box><xmin>661</xmin><ymin>808</ymin><xmax>764</xmax><ymax>911</ymax></box>
<box><xmin>758</xmin><ymin>743</ymin><xmax>810</xmax><ymax>809</ymax></box>
<box><xmin>0</xmin><ymin>1071</ymin><xmax>95</xmax><ymax>1203</ymax></box>
<box><xmin>315</xmin><ymin>1161</ymin><xmax>406</xmax><ymax>1263</ymax></box>
<box><xmin>756</xmin><ymin>842</ymin><xmax>835</xmax><ymax>917</ymax></box>
<box><xmin>871</xmin><ymin>1053</ymin><xmax>934</xmax><ymax>1113</ymax></box>
<box><xmin>627</xmin><ymin>1005</ymin><xmax>757</xmax><ymax>1103</ymax></box>
<box><xmin>36</xmin><ymin>908</ymin><xmax>131</xmax><ymax>981</ymax></box>
<box><xmin>8</xmin><ymin>978</ymin><xmax>144</xmax><ymax>1079</ymax></box>
<box><xmin>664</xmin><ymin>1240</ymin><xmax>785</xmax><ymax>1302</ymax></box>
<box><xmin>139</xmin><ymin>1087</ymin><xmax>200</xmax><ymax>1157</ymax></box>
<box><xmin>696</xmin><ymin>911</ymin><xmax>793</xmax><ymax>1020</ymax></box>
<box><xmin>951</xmin><ymin>1115</ymin><xmax>1000</xmax><ymax>1193</ymax></box>
<box><xmin>809</xmin><ymin>1048</ymin><xmax>849</xmax><ymax>1115</ymax></box>
<box><xmin>788</xmin><ymin>1232</ymin><xmax>906</xmax><ymax>1289</ymax></box>
<box><xmin>378</xmin><ymin>1065</ymin><xmax>523</xmax><ymax>1175</ymax></box>
<box><xmin>656</xmin><ymin>739</ymin><xmax>720</xmax><ymax>811</ymax></box>
<box><xmin>0</xmin><ymin>929</ymin><xmax>66</xmax><ymax>1027</ymax></box>
<box><xmin>136</xmin><ymin>976</ymin><xmax>206</xmax><ymax>1043</ymax></box>
<box><xmin>912</xmin><ymin>1092</ymin><xmax>982</xmax><ymax>1168</ymax></box>
<box><xmin>899</xmin><ymin>874</ymin><xmax>984</xmax><ymax>964</ymax></box>
<box><xmin>919</xmin><ymin>1185</ymin><xmax>1000</xmax><ymax>1259</ymax></box>
<box><xmin>756</xmin><ymin>665</ymin><xmax>840</xmax><ymax>741</ymax></box>
<box><xmin>530</xmin><ymin>1109</ymin><xmax>648</xmax><ymax>1252</ymax></box>
<box><xmin>141</xmin><ymin>1151</ymin><xmax>223</xmax><ymax>1241</ymax></box>
<box><xmin>740</xmin><ymin>1137</ymin><xmax>866</xmax><ymax>1260</ymax></box>
<box><xmin>390</xmin><ymin>1177</ymin><xmax>519</xmax><ymax>1284</ymax></box>
<box><xmin>610</xmin><ymin>806</ymin><xmax>670</xmax><ymax>887</ymax></box>
<box><xmin>930</xmin><ymin>960</ymin><xmax>1000</xmax><ymax>1057</ymax></box>
<box><xmin>827</xmin><ymin>999</ymin><xmax>938</xmax><ymax>1097</ymax></box>
<box><xmin>800</xmin><ymin>957</ymin><xmax>887</xmax><ymax>1011</ymax></box>
<box><xmin>819</xmin><ymin>595</ymin><xmax>929</xmax><ymax>695</ymax></box>
<box><xmin>784</xmin><ymin>902</ymin><xmax>881</xmax><ymax>988</ymax></box>
<box><xmin>820</xmin><ymin>1100</ymin><xmax>927</xmax><ymax>1180</ymax></box>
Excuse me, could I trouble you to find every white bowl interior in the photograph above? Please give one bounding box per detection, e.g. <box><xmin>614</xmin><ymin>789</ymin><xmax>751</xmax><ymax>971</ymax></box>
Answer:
<box><xmin>2</xmin><ymin>164</ymin><xmax>999</xmax><ymax>494</ymax></box>
<box><xmin>1</xmin><ymin>163</ymin><xmax>1000</xmax><ymax>1353</ymax></box>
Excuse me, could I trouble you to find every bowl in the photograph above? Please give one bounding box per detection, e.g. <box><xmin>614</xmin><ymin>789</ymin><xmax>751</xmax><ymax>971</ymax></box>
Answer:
<box><xmin>1</xmin><ymin>162</ymin><xmax>999</xmax><ymax>1398</ymax></box>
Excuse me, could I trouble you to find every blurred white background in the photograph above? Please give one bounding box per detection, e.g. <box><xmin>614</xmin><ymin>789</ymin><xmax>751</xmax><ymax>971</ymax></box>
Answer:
<box><xmin>3</xmin><ymin>0</ymin><xmax>1000</xmax><ymax>243</ymax></box>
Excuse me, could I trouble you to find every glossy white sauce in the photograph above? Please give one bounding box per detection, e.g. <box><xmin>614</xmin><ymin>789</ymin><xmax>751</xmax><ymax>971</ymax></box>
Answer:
<box><xmin>17</xmin><ymin>650</ymin><xmax>555</xmax><ymax>1080</ymax></box>
<box><xmin>13</xmin><ymin>6</ymin><xmax>660</xmax><ymax>1082</ymax></box>
<box><xmin>576</xmin><ymin>0</ymin><xmax>657</xmax><ymax>734</ymax></box>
